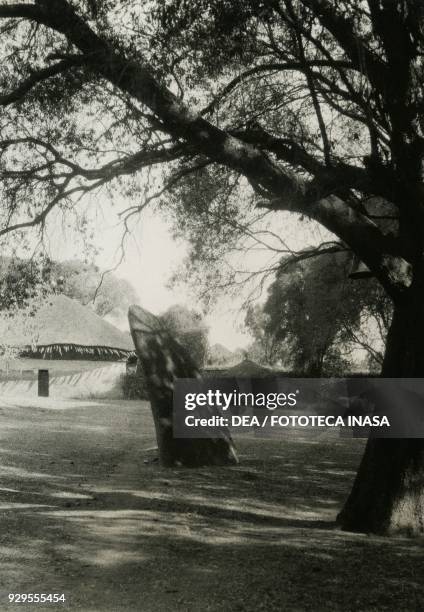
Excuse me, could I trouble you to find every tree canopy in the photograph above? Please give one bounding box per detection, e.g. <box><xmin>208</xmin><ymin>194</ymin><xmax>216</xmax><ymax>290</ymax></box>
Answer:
<box><xmin>49</xmin><ymin>259</ymin><xmax>138</xmax><ymax>317</ymax></box>
<box><xmin>1</xmin><ymin>0</ymin><xmax>422</xmax><ymax>304</ymax></box>
<box><xmin>0</xmin><ymin>256</ymin><xmax>50</xmax><ymax>311</ymax></box>
<box><xmin>245</xmin><ymin>251</ymin><xmax>391</xmax><ymax>373</ymax></box>
<box><xmin>0</xmin><ymin>256</ymin><xmax>137</xmax><ymax>318</ymax></box>
<box><xmin>161</xmin><ymin>304</ymin><xmax>209</xmax><ymax>367</ymax></box>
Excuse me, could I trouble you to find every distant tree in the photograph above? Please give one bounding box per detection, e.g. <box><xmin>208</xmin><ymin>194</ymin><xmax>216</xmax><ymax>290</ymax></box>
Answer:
<box><xmin>206</xmin><ymin>343</ymin><xmax>235</xmax><ymax>366</ymax></box>
<box><xmin>244</xmin><ymin>304</ymin><xmax>283</xmax><ymax>367</ymax></box>
<box><xmin>0</xmin><ymin>256</ymin><xmax>51</xmax><ymax>311</ymax></box>
<box><xmin>161</xmin><ymin>305</ymin><xmax>209</xmax><ymax>368</ymax></box>
<box><xmin>0</xmin><ymin>256</ymin><xmax>53</xmax><ymax>367</ymax></box>
<box><xmin>49</xmin><ymin>260</ymin><xmax>138</xmax><ymax>318</ymax></box>
<box><xmin>252</xmin><ymin>252</ymin><xmax>391</xmax><ymax>375</ymax></box>
<box><xmin>337</xmin><ymin>276</ymin><xmax>392</xmax><ymax>372</ymax></box>
<box><xmin>0</xmin><ymin>257</ymin><xmax>138</xmax><ymax>319</ymax></box>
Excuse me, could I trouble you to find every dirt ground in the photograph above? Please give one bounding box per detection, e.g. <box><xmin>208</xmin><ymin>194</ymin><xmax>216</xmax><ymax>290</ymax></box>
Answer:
<box><xmin>0</xmin><ymin>396</ymin><xmax>423</xmax><ymax>612</ymax></box>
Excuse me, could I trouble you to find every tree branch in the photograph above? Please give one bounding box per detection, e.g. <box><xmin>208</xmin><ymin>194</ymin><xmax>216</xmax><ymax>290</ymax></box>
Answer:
<box><xmin>200</xmin><ymin>59</ymin><xmax>353</xmax><ymax>116</ymax></box>
<box><xmin>229</xmin><ymin>125</ymin><xmax>391</xmax><ymax>199</ymax></box>
<box><xmin>0</xmin><ymin>4</ymin><xmax>42</xmax><ymax>20</ymax></box>
<box><xmin>284</xmin><ymin>0</ymin><xmax>332</xmax><ymax>166</ymax></box>
<box><xmin>0</xmin><ymin>137</ymin><xmax>187</xmax><ymax>182</ymax></box>
<box><xmin>0</xmin><ymin>0</ymin><xmax>411</xmax><ymax>295</ymax></box>
<box><xmin>300</xmin><ymin>0</ymin><xmax>388</xmax><ymax>94</ymax></box>
<box><xmin>277</xmin><ymin>242</ymin><xmax>349</xmax><ymax>275</ymax></box>
<box><xmin>0</xmin><ymin>59</ymin><xmax>84</xmax><ymax>106</ymax></box>
<box><xmin>0</xmin><ymin>140</ymin><xmax>189</xmax><ymax>238</ymax></box>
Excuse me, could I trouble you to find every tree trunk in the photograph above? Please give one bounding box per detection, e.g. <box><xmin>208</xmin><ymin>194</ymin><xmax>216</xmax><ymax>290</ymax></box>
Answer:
<box><xmin>128</xmin><ymin>305</ymin><xmax>238</xmax><ymax>467</ymax></box>
<box><xmin>338</xmin><ymin>292</ymin><xmax>424</xmax><ymax>534</ymax></box>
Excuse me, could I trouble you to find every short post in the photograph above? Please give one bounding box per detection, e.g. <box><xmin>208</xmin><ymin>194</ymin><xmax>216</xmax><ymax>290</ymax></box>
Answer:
<box><xmin>38</xmin><ymin>369</ymin><xmax>49</xmax><ymax>397</ymax></box>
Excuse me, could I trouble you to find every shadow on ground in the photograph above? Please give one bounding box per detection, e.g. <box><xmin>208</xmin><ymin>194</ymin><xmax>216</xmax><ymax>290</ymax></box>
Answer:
<box><xmin>0</xmin><ymin>397</ymin><xmax>422</xmax><ymax>611</ymax></box>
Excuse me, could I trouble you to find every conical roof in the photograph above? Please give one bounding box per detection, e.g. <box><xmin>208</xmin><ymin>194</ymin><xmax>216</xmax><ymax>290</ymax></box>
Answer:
<box><xmin>225</xmin><ymin>359</ymin><xmax>272</xmax><ymax>377</ymax></box>
<box><xmin>0</xmin><ymin>294</ymin><xmax>134</xmax><ymax>357</ymax></box>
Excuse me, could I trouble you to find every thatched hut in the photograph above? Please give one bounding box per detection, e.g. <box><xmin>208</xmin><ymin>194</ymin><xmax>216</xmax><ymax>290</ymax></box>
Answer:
<box><xmin>0</xmin><ymin>294</ymin><xmax>136</xmax><ymax>399</ymax></box>
<box><xmin>0</xmin><ymin>294</ymin><xmax>134</xmax><ymax>361</ymax></box>
<box><xmin>203</xmin><ymin>358</ymin><xmax>273</xmax><ymax>378</ymax></box>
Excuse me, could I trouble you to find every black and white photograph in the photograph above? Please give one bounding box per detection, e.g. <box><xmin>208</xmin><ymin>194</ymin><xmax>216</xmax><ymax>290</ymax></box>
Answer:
<box><xmin>0</xmin><ymin>1</ymin><xmax>424</xmax><ymax>610</ymax></box>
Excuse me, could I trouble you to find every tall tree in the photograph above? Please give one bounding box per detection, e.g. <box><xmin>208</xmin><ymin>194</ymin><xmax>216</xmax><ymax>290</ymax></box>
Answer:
<box><xmin>1</xmin><ymin>0</ymin><xmax>424</xmax><ymax>533</ymax></box>
<box><xmin>244</xmin><ymin>304</ymin><xmax>284</xmax><ymax>367</ymax></box>
<box><xmin>259</xmin><ymin>252</ymin><xmax>391</xmax><ymax>375</ymax></box>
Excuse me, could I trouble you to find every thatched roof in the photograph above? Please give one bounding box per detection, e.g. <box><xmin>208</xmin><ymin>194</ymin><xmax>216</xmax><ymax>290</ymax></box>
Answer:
<box><xmin>225</xmin><ymin>359</ymin><xmax>273</xmax><ymax>377</ymax></box>
<box><xmin>0</xmin><ymin>294</ymin><xmax>134</xmax><ymax>358</ymax></box>
<box><xmin>203</xmin><ymin>358</ymin><xmax>273</xmax><ymax>378</ymax></box>
<box><xmin>207</xmin><ymin>343</ymin><xmax>235</xmax><ymax>366</ymax></box>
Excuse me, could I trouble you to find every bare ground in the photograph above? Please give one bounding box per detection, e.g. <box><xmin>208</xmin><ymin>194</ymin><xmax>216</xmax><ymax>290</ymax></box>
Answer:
<box><xmin>0</xmin><ymin>397</ymin><xmax>423</xmax><ymax>612</ymax></box>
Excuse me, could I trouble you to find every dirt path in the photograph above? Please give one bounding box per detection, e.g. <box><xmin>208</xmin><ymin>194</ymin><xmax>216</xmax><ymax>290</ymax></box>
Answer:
<box><xmin>0</xmin><ymin>397</ymin><xmax>423</xmax><ymax>611</ymax></box>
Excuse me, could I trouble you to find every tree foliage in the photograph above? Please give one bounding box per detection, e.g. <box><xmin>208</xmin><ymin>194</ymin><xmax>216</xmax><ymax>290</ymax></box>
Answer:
<box><xmin>0</xmin><ymin>256</ymin><xmax>137</xmax><ymax>318</ymax></box>
<box><xmin>161</xmin><ymin>304</ymin><xmax>209</xmax><ymax>367</ymax></box>
<box><xmin>49</xmin><ymin>259</ymin><xmax>138</xmax><ymax>317</ymax></box>
<box><xmin>0</xmin><ymin>0</ymin><xmax>422</xmax><ymax>297</ymax></box>
<box><xmin>0</xmin><ymin>256</ymin><xmax>51</xmax><ymax>311</ymax></box>
<box><xmin>249</xmin><ymin>251</ymin><xmax>391</xmax><ymax>374</ymax></box>
<box><xmin>244</xmin><ymin>303</ymin><xmax>283</xmax><ymax>367</ymax></box>
<box><xmin>0</xmin><ymin>256</ymin><xmax>53</xmax><ymax>364</ymax></box>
